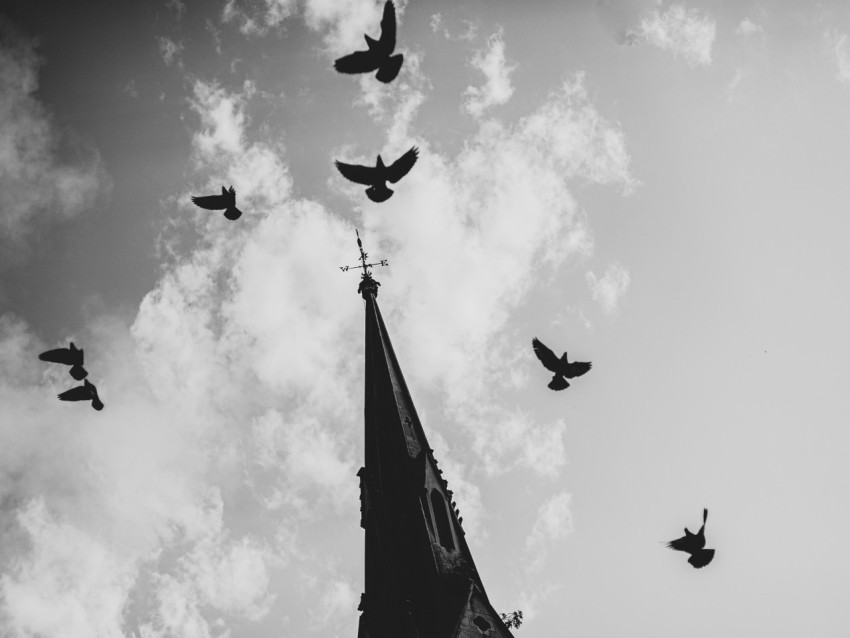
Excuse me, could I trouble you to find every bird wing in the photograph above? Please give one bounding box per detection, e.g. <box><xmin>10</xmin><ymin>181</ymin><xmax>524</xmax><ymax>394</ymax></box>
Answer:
<box><xmin>191</xmin><ymin>194</ymin><xmax>227</xmax><ymax>210</ymax></box>
<box><xmin>379</xmin><ymin>0</ymin><xmax>397</xmax><ymax>53</ymax></box>
<box><xmin>688</xmin><ymin>548</ymin><xmax>715</xmax><ymax>568</ymax></box>
<box><xmin>385</xmin><ymin>147</ymin><xmax>418</xmax><ymax>183</ymax></box>
<box><xmin>334</xmin><ymin>50</ymin><xmax>380</xmax><ymax>74</ymax></box>
<box><xmin>335</xmin><ymin>160</ymin><xmax>376</xmax><ymax>185</ymax></box>
<box><xmin>39</xmin><ymin>348</ymin><xmax>74</xmax><ymax>365</ymax></box>
<box><xmin>58</xmin><ymin>385</ymin><xmax>91</xmax><ymax>402</ymax></box>
<box><xmin>532</xmin><ymin>338</ymin><xmax>561</xmax><ymax>373</ymax></box>
<box><xmin>666</xmin><ymin>533</ymin><xmax>695</xmax><ymax>553</ymax></box>
<box><xmin>564</xmin><ymin>360</ymin><xmax>592</xmax><ymax>378</ymax></box>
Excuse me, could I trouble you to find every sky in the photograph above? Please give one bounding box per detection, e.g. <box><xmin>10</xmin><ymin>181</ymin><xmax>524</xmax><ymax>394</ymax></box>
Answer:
<box><xmin>1</xmin><ymin>0</ymin><xmax>850</xmax><ymax>636</ymax></box>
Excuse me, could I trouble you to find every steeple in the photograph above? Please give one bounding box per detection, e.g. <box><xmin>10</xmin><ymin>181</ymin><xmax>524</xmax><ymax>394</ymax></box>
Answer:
<box><xmin>351</xmin><ymin>233</ymin><xmax>514</xmax><ymax>638</ymax></box>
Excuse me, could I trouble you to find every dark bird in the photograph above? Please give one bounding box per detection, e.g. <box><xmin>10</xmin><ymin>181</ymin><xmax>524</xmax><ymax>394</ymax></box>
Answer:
<box><xmin>39</xmin><ymin>342</ymin><xmax>88</xmax><ymax>380</ymax></box>
<box><xmin>531</xmin><ymin>337</ymin><xmax>592</xmax><ymax>391</ymax></box>
<box><xmin>334</xmin><ymin>0</ymin><xmax>403</xmax><ymax>83</ymax></box>
<box><xmin>667</xmin><ymin>508</ymin><xmax>715</xmax><ymax>568</ymax></box>
<box><xmin>191</xmin><ymin>185</ymin><xmax>243</xmax><ymax>220</ymax></box>
<box><xmin>58</xmin><ymin>379</ymin><xmax>104</xmax><ymax>411</ymax></box>
<box><xmin>336</xmin><ymin>147</ymin><xmax>418</xmax><ymax>202</ymax></box>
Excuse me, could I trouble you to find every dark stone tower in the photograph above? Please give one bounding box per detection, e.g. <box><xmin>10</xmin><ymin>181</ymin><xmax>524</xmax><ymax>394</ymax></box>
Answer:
<box><xmin>356</xmin><ymin>273</ymin><xmax>514</xmax><ymax>638</ymax></box>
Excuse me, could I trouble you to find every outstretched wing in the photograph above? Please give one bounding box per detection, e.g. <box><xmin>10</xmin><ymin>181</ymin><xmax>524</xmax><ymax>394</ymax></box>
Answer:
<box><xmin>335</xmin><ymin>161</ymin><xmax>376</xmax><ymax>185</ymax></box>
<box><xmin>378</xmin><ymin>0</ymin><xmax>397</xmax><ymax>53</ymax></box>
<box><xmin>532</xmin><ymin>338</ymin><xmax>561</xmax><ymax>373</ymax></box>
<box><xmin>58</xmin><ymin>385</ymin><xmax>91</xmax><ymax>402</ymax></box>
<box><xmin>385</xmin><ymin>146</ymin><xmax>418</xmax><ymax>183</ymax></box>
<box><xmin>667</xmin><ymin>532</ymin><xmax>694</xmax><ymax>553</ymax></box>
<box><xmin>191</xmin><ymin>194</ymin><xmax>228</xmax><ymax>210</ymax></box>
<box><xmin>688</xmin><ymin>549</ymin><xmax>715</xmax><ymax>568</ymax></box>
<box><xmin>334</xmin><ymin>50</ymin><xmax>380</xmax><ymax>74</ymax></box>
<box><xmin>564</xmin><ymin>360</ymin><xmax>592</xmax><ymax>378</ymax></box>
<box><xmin>39</xmin><ymin>348</ymin><xmax>74</xmax><ymax>366</ymax></box>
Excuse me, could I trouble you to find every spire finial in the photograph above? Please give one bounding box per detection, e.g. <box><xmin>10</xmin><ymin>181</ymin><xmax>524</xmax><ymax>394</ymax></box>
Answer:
<box><xmin>339</xmin><ymin>229</ymin><xmax>388</xmax><ymax>297</ymax></box>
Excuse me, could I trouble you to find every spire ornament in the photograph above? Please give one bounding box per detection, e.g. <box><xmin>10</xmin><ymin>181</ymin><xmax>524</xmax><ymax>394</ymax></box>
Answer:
<box><xmin>339</xmin><ymin>229</ymin><xmax>388</xmax><ymax>297</ymax></box>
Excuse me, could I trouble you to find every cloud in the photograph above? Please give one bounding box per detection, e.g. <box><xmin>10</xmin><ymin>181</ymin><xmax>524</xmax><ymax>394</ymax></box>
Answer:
<box><xmin>736</xmin><ymin>18</ymin><xmax>764</xmax><ymax>36</ymax></box>
<box><xmin>463</xmin><ymin>28</ymin><xmax>516</xmax><ymax>118</ymax></box>
<box><xmin>221</xmin><ymin>0</ymin><xmax>297</xmax><ymax>36</ymax></box>
<box><xmin>826</xmin><ymin>30</ymin><xmax>850</xmax><ymax>84</ymax></box>
<box><xmin>624</xmin><ymin>4</ymin><xmax>716</xmax><ymax>67</ymax></box>
<box><xmin>0</xmin><ymin>77</ymin><xmax>358</xmax><ymax>637</ymax></box>
<box><xmin>347</xmin><ymin>72</ymin><xmax>635</xmax><ymax>477</ymax></box>
<box><xmin>0</xmin><ymin>23</ymin><xmax>107</xmax><ymax>258</ymax></box>
<box><xmin>157</xmin><ymin>36</ymin><xmax>184</xmax><ymax>67</ymax></box>
<box><xmin>586</xmin><ymin>262</ymin><xmax>631</xmax><ymax>314</ymax></box>
<box><xmin>524</xmin><ymin>491</ymin><xmax>574</xmax><ymax>572</ymax></box>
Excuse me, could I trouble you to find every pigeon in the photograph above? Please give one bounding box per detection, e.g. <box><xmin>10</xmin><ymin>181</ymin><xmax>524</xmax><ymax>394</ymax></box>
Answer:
<box><xmin>39</xmin><ymin>342</ymin><xmax>88</xmax><ymax>380</ymax></box>
<box><xmin>334</xmin><ymin>0</ymin><xmax>403</xmax><ymax>83</ymax></box>
<box><xmin>531</xmin><ymin>337</ymin><xmax>592</xmax><ymax>391</ymax></box>
<box><xmin>58</xmin><ymin>379</ymin><xmax>104</xmax><ymax>411</ymax></box>
<box><xmin>191</xmin><ymin>185</ymin><xmax>243</xmax><ymax>220</ymax></box>
<box><xmin>667</xmin><ymin>508</ymin><xmax>715</xmax><ymax>568</ymax></box>
<box><xmin>336</xmin><ymin>147</ymin><xmax>418</xmax><ymax>202</ymax></box>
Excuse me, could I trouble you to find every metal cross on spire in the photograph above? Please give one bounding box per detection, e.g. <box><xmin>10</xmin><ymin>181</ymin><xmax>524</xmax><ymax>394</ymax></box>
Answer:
<box><xmin>339</xmin><ymin>229</ymin><xmax>388</xmax><ymax>296</ymax></box>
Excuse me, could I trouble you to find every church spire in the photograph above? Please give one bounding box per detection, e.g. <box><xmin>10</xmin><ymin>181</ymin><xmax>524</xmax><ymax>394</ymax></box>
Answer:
<box><xmin>351</xmin><ymin>232</ymin><xmax>514</xmax><ymax>638</ymax></box>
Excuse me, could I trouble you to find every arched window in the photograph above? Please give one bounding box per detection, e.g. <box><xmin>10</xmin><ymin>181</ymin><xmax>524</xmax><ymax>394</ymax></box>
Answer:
<box><xmin>420</xmin><ymin>491</ymin><xmax>435</xmax><ymax>538</ymax></box>
<box><xmin>430</xmin><ymin>490</ymin><xmax>455</xmax><ymax>550</ymax></box>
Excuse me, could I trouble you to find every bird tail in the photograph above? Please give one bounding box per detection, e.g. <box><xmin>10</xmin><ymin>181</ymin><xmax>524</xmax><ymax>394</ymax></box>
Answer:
<box><xmin>366</xmin><ymin>185</ymin><xmax>393</xmax><ymax>203</ymax></box>
<box><xmin>91</xmin><ymin>396</ymin><xmax>105</xmax><ymax>411</ymax></box>
<box><xmin>225</xmin><ymin>207</ymin><xmax>243</xmax><ymax>220</ymax></box>
<box><xmin>548</xmin><ymin>375</ymin><xmax>570</xmax><ymax>391</ymax></box>
<box><xmin>70</xmin><ymin>365</ymin><xmax>88</xmax><ymax>381</ymax></box>
<box><xmin>688</xmin><ymin>548</ymin><xmax>715</xmax><ymax>568</ymax></box>
<box><xmin>376</xmin><ymin>54</ymin><xmax>403</xmax><ymax>83</ymax></box>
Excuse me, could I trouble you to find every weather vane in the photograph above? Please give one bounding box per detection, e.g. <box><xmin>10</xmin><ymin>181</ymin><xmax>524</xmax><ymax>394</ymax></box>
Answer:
<box><xmin>339</xmin><ymin>229</ymin><xmax>388</xmax><ymax>278</ymax></box>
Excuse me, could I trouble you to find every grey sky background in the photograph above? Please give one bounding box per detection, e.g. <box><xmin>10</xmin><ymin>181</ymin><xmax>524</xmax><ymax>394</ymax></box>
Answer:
<box><xmin>1</xmin><ymin>0</ymin><xmax>849</xmax><ymax>636</ymax></box>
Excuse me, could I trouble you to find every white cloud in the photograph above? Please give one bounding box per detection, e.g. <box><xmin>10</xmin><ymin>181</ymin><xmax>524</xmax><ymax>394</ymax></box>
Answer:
<box><xmin>463</xmin><ymin>28</ymin><xmax>516</xmax><ymax>118</ymax></box>
<box><xmin>157</xmin><ymin>36</ymin><xmax>184</xmax><ymax>67</ymax></box>
<box><xmin>736</xmin><ymin>18</ymin><xmax>764</xmax><ymax>36</ymax></box>
<box><xmin>827</xmin><ymin>30</ymin><xmax>850</xmax><ymax>84</ymax></box>
<box><xmin>625</xmin><ymin>4</ymin><xmax>716</xmax><ymax>67</ymax></box>
<box><xmin>586</xmin><ymin>262</ymin><xmax>631</xmax><ymax>314</ymax></box>
<box><xmin>347</xmin><ymin>73</ymin><xmax>635</xmax><ymax>477</ymax></box>
<box><xmin>221</xmin><ymin>0</ymin><xmax>298</xmax><ymax>36</ymax></box>
<box><xmin>524</xmin><ymin>491</ymin><xmax>574</xmax><ymax>573</ymax></box>
<box><xmin>0</xmin><ymin>27</ymin><xmax>106</xmax><ymax>255</ymax></box>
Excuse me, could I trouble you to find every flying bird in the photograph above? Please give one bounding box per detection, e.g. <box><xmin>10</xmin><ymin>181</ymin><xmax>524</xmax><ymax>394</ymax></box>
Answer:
<box><xmin>335</xmin><ymin>147</ymin><xmax>418</xmax><ymax>202</ymax></box>
<box><xmin>667</xmin><ymin>508</ymin><xmax>715</xmax><ymax>569</ymax></box>
<box><xmin>191</xmin><ymin>185</ymin><xmax>243</xmax><ymax>220</ymax></box>
<box><xmin>334</xmin><ymin>0</ymin><xmax>403</xmax><ymax>83</ymax></box>
<box><xmin>39</xmin><ymin>342</ymin><xmax>88</xmax><ymax>380</ymax></box>
<box><xmin>58</xmin><ymin>379</ymin><xmax>104</xmax><ymax>411</ymax></box>
<box><xmin>531</xmin><ymin>337</ymin><xmax>592</xmax><ymax>391</ymax></box>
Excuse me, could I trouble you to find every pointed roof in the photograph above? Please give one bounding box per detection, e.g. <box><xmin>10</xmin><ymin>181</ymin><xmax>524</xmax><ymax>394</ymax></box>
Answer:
<box><xmin>356</xmin><ymin>273</ymin><xmax>514</xmax><ymax>638</ymax></box>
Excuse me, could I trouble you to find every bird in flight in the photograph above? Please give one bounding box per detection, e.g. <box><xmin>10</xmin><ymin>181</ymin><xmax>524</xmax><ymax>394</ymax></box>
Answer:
<box><xmin>531</xmin><ymin>337</ymin><xmax>592</xmax><ymax>391</ymax></box>
<box><xmin>39</xmin><ymin>342</ymin><xmax>88</xmax><ymax>380</ymax></box>
<box><xmin>58</xmin><ymin>379</ymin><xmax>104</xmax><ymax>411</ymax></box>
<box><xmin>191</xmin><ymin>185</ymin><xmax>243</xmax><ymax>220</ymax></box>
<box><xmin>334</xmin><ymin>0</ymin><xmax>404</xmax><ymax>83</ymax></box>
<box><xmin>667</xmin><ymin>508</ymin><xmax>715</xmax><ymax>568</ymax></box>
<box><xmin>335</xmin><ymin>147</ymin><xmax>418</xmax><ymax>202</ymax></box>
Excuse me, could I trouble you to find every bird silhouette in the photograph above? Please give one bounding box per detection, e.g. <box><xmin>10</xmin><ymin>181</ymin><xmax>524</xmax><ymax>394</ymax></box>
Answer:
<box><xmin>39</xmin><ymin>342</ymin><xmax>88</xmax><ymax>380</ymax></box>
<box><xmin>191</xmin><ymin>185</ymin><xmax>243</xmax><ymax>220</ymax></box>
<box><xmin>334</xmin><ymin>0</ymin><xmax>403</xmax><ymax>83</ymax></box>
<box><xmin>58</xmin><ymin>379</ymin><xmax>104</xmax><ymax>411</ymax></box>
<box><xmin>336</xmin><ymin>147</ymin><xmax>418</xmax><ymax>202</ymax></box>
<box><xmin>667</xmin><ymin>508</ymin><xmax>715</xmax><ymax>568</ymax></box>
<box><xmin>531</xmin><ymin>337</ymin><xmax>592</xmax><ymax>391</ymax></box>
